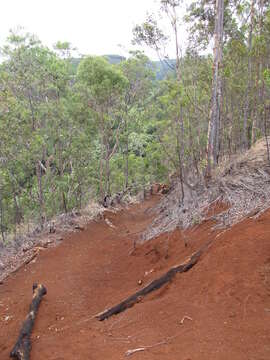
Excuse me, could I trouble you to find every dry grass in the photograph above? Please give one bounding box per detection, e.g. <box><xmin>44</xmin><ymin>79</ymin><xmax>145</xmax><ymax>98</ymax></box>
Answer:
<box><xmin>142</xmin><ymin>138</ymin><xmax>270</xmax><ymax>242</ymax></box>
<box><xmin>0</xmin><ymin>200</ymin><xmax>108</xmax><ymax>281</ymax></box>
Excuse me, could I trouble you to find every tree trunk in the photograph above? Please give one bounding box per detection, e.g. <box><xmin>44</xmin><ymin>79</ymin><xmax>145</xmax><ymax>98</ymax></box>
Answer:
<box><xmin>173</xmin><ymin>5</ymin><xmax>185</xmax><ymax>202</ymax></box>
<box><xmin>206</xmin><ymin>0</ymin><xmax>224</xmax><ymax>176</ymax></box>
<box><xmin>95</xmin><ymin>242</ymin><xmax>211</xmax><ymax>321</ymax></box>
<box><xmin>58</xmin><ymin>139</ymin><xmax>68</xmax><ymax>213</ymax></box>
<box><xmin>264</xmin><ymin>106</ymin><xmax>270</xmax><ymax>163</ymax></box>
<box><xmin>251</xmin><ymin>0</ymin><xmax>264</xmax><ymax>145</ymax></box>
<box><xmin>10</xmin><ymin>284</ymin><xmax>47</xmax><ymax>360</ymax></box>
<box><xmin>0</xmin><ymin>194</ymin><xmax>5</xmax><ymax>243</ymax></box>
<box><xmin>36</xmin><ymin>161</ymin><xmax>45</xmax><ymax>227</ymax></box>
<box><xmin>243</xmin><ymin>0</ymin><xmax>254</xmax><ymax>149</ymax></box>
<box><xmin>124</xmin><ymin>117</ymin><xmax>129</xmax><ymax>190</ymax></box>
<box><xmin>105</xmin><ymin>143</ymin><xmax>111</xmax><ymax>196</ymax></box>
<box><xmin>176</xmin><ymin>108</ymin><xmax>185</xmax><ymax>203</ymax></box>
<box><xmin>99</xmin><ymin>116</ymin><xmax>105</xmax><ymax>200</ymax></box>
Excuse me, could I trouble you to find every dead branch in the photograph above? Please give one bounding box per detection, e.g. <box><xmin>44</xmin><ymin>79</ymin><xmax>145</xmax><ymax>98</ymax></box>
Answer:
<box><xmin>10</xmin><ymin>283</ymin><xmax>47</xmax><ymax>360</ymax></box>
<box><xmin>125</xmin><ymin>334</ymin><xmax>180</xmax><ymax>357</ymax></box>
<box><xmin>179</xmin><ymin>315</ymin><xmax>193</xmax><ymax>325</ymax></box>
<box><xmin>95</xmin><ymin>242</ymin><xmax>210</xmax><ymax>321</ymax></box>
<box><xmin>243</xmin><ymin>294</ymin><xmax>251</xmax><ymax>319</ymax></box>
<box><xmin>105</xmin><ymin>218</ymin><xmax>116</xmax><ymax>229</ymax></box>
<box><xmin>126</xmin><ymin>347</ymin><xmax>145</xmax><ymax>356</ymax></box>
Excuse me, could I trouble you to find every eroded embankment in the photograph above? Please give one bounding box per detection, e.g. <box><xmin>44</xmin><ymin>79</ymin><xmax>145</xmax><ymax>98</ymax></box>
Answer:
<box><xmin>0</xmin><ymin>194</ymin><xmax>269</xmax><ymax>360</ymax></box>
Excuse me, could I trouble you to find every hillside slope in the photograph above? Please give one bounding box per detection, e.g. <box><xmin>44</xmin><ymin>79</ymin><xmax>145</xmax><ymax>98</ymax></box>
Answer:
<box><xmin>143</xmin><ymin>138</ymin><xmax>270</xmax><ymax>241</ymax></box>
<box><xmin>0</xmin><ymin>191</ymin><xmax>269</xmax><ymax>359</ymax></box>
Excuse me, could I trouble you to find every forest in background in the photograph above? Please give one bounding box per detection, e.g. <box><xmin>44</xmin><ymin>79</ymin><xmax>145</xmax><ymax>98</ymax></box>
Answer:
<box><xmin>0</xmin><ymin>0</ymin><xmax>270</xmax><ymax>242</ymax></box>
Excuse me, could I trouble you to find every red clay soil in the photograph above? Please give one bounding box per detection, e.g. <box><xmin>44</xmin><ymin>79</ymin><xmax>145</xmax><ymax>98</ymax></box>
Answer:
<box><xmin>0</xmin><ymin>195</ymin><xmax>269</xmax><ymax>360</ymax></box>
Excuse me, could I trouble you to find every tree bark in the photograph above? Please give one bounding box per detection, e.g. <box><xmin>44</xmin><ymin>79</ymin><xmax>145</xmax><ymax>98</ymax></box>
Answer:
<box><xmin>36</xmin><ymin>161</ymin><xmax>45</xmax><ymax>227</ymax></box>
<box><xmin>0</xmin><ymin>193</ymin><xmax>5</xmax><ymax>243</ymax></box>
<box><xmin>124</xmin><ymin>117</ymin><xmax>129</xmax><ymax>190</ymax></box>
<box><xmin>173</xmin><ymin>5</ymin><xmax>185</xmax><ymax>202</ymax></box>
<box><xmin>99</xmin><ymin>116</ymin><xmax>105</xmax><ymax>200</ymax></box>
<box><xmin>105</xmin><ymin>143</ymin><xmax>111</xmax><ymax>196</ymax></box>
<box><xmin>176</xmin><ymin>112</ymin><xmax>185</xmax><ymax>203</ymax></box>
<box><xmin>264</xmin><ymin>106</ymin><xmax>270</xmax><ymax>163</ymax></box>
<box><xmin>243</xmin><ymin>0</ymin><xmax>254</xmax><ymax>149</ymax></box>
<box><xmin>95</xmin><ymin>243</ymin><xmax>211</xmax><ymax>321</ymax></box>
<box><xmin>207</xmin><ymin>0</ymin><xmax>224</xmax><ymax>176</ymax></box>
<box><xmin>10</xmin><ymin>284</ymin><xmax>47</xmax><ymax>360</ymax></box>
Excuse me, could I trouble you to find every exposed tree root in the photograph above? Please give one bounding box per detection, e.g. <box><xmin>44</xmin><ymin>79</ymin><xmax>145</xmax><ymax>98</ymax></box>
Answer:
<box><xmin>10</xmin><ymin>283</ymin><xmax>47</xmax><ymax>360</ymax></box>
<box><xmin>95</xmin><ymin>242</ymin><xmax>211</xmax><ymax>321</ymax></box>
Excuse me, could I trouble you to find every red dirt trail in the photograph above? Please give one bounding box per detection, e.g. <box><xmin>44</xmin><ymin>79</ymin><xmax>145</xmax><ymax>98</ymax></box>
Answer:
<box><xmin>0</xmin><ymin>195</ymin><xmax>269</xmax><ymax>359</ymax></box>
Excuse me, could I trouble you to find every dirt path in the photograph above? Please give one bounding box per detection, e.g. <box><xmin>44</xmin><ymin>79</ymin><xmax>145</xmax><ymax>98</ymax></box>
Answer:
<box><xmin>0</xmin><ymin>195</ymin><xmax>269</xmax><ymax>359</ymax></box>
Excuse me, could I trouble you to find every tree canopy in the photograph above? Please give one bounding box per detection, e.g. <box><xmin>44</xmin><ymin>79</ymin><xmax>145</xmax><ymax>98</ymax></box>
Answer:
<box><xmin>1</xmin><ymin>0</ymin><xmax>270</xmax><ymax>242</ymax></box>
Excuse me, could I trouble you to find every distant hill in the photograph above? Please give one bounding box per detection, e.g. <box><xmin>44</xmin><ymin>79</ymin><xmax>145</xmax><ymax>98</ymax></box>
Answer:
<box><xmin>152</xmin><ymin>59</ymin><xmax>176</xmax><ymax>80</ymax></box>
<box><xmin>70</xmin><ymin>55</ymin><xmax>176</xmax><ymax>80</ymax></box>
<box><xmin>104</xmin><ymin>54</ymin><xmax>126</xmax><ymax>64</ymax></box>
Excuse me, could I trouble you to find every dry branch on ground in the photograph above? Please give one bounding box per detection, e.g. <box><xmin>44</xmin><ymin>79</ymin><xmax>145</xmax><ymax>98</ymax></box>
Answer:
<box><xmin>95</xmin><ymin>242</ymin><xmax>210</xmax><ymax>321</ymax></box>
<box><xmin>10</xmin><ymin>283</ymin><xmax>47</xmax><ymax>360</ymax></box>
<box><xmin>125</xmin><ymin>334</ymin><xmax>181</xmax><ymax>357</ymax></box>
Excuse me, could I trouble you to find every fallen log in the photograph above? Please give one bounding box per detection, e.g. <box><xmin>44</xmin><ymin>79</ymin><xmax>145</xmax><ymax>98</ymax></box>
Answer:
<box><xmin>95</xmin><ymin>242</ymin><xmax>210</xmax><ymax>321</ymax></box>
<box><xmin>10</xmin><ymin>283</ymin><xmax>47</xmax><ymax>360</ymax></box>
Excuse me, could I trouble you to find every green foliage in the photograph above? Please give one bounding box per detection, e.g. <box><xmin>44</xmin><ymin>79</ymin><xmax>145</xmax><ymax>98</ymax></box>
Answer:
<box><xmin>78</xmin><ymin>56</ymin><xmax>128</xmax><ymax>104</ymax></box>
<box><xmin>132</xmin><ymin>14</ymin><xmax>168</xmax><ymax>51</ymax></box>
<box><xmin>1</xmin><ymin>0</ymin><xmax>270</xmax><ymax>243</ymax></box>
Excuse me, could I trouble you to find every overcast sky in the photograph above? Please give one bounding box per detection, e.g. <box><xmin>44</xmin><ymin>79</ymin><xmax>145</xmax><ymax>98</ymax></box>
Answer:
<box><xmin>0</xmin><ymin>0</ymin><xmax>186</xmax><ymax>59</ymax></box>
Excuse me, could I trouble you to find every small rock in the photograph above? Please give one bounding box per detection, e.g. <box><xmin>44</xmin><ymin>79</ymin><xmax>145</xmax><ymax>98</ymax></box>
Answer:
<box><xmin>144</xmin><ymin>269</ymin><xmax>154</xmax><ymax>277</ymax></box>
<box><xmin>4</xmin><ymin>315</ymin><xmax>12</xmax><ymax>322</ymax></box>
<box><xmin>74</xmin><ymin>225</ymin><xmax>84</xmax><ymax>231</ymax></box>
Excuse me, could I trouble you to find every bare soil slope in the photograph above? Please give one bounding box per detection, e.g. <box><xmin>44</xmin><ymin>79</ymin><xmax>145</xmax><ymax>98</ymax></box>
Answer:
<box><xmin>0</xmin><ymin>195</ymin><xmax>269</xmax><ymax>360</ymax></box>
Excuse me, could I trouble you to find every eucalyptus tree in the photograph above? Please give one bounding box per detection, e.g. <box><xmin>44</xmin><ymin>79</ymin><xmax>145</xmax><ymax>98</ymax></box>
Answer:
<box><xmin>206</xmin><ymin>0</ymin><xmax>224</xmax><ymax>175</ymax></box>
<box><xmin>118</xmin><ymin>52</ymin><xmax>154</xmax><ymax>189</ymax></box>
<box><xmin>0</xmin><ymin>30</ymin><xmax>73</xmax><ymax>230</ymax></box>
<box><xmin>133</xmin><ymin>0</ymin><xmax>188</xmax><ymax>200</ymax></box>
<box><xmin>186</xmin><ymin>0</ymin><xmax>270</xmax><ymax>162</ymax></box>
<box><xmin>77</xmin><ymin>56</ymin><xmax>128</xmax><ymax>198</ymax></box>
